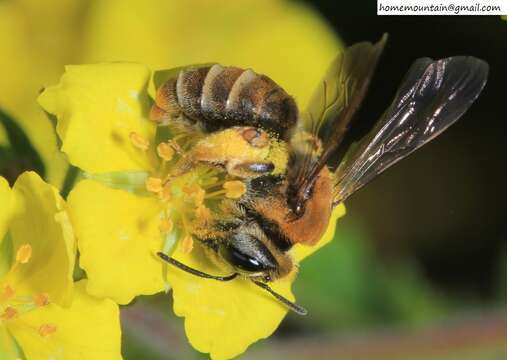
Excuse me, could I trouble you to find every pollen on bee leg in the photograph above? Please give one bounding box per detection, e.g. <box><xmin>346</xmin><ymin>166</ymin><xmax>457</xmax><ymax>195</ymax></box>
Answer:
<box><xmin>145</xmin><ymin>177</ymin><xmax>163</xmax><ymax>193</ymax></box>
<box><xmin>129</xmin><ymin>132</ymin><xmax>150</xmax><ymax>151</ymax></box>
<box><xmin>159</xmin><ymin>218</ymin><xmax>174</xmax><ymax>234</ymax></box>
<box><xmin>0</xmin><ymin>306</ymin><xmax>18</xmax><ymax>320</ymax></box>
<box><xmin>38</xmin><ymin>323</ymin><xmax>57</xmax><ymax>337</ymax></box>
<box><xmin>157</xmin><ymin>142</ymin><xmax>174</xmax><ymax>161</ymax></box>
<box><xmin>16</xmin><ymin>244</ymin><xmax>32</xmax><ymax>264</ymax></box>
<box><xmin>241</xmin><ymin>127</ymin><xmax>269</xmax><ymax>148</ymax></box>
<box><xmin>33</xmin><ymin>293</ymin><xmax>50</xmax><ymax>307</ymax></box>
<box><xmin>223</xmin><ymin>180</ymin><xmax>246</xmax><ymax>199</ymax></box>
<box><xmin>179</xmin><ymin>234</ymin><xmax>194</xmax><ymax>254</ymax></box>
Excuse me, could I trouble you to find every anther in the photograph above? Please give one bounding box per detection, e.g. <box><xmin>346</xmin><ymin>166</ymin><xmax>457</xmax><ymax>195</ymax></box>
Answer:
<box><xmin>159</xmin><ymin>219</ymin><xmax>174</xmax><ymax>234</ymax></box>
<box><xmin>1</xmin><ymin>285</ymin><xmax>14</xmax><ymax>300</ymax></box>
<box><xmin>38</xmin><ymin>323</ymin><xmax>57</xmax><ymax>337</ymax></box>
<box><xmin>223</xmin><ymin>181</ymin><xmax>246</xmax><ymax>199</ymax></box>
<box><xmin>159</xmin><ymin>183</ymin><xmax>172</xmax><ymax>201</ymax></box>
<box><xmin>16</xmin><ymin>244</ymin><xmax>32</xmax><ymax>264</ymax></box>
<box><xmin>33</xmin><ymin>293</ymin><xmax>50</xmax><ymax>307</ymax></box>
<box><xmin>145</xmin><ymin>177</ymin><xmax>163</xmax><ymax>193</ymax></box>
<box><xmin>195</xmin><ymin>205</ymin><xmax>212</xmax><ymax>220</ymax></box>
<box><xmin>129</xmin><ymin>132</ymin><xmax>150</xmax><ymax>151</ymax></box>
<box><xmin>182</xmin><ymin>185</ymin><xmax>205</xmax><ymax>206</ymax></box>
<box><xmin>157</xmin><ymin>142</ymin><xmax>174</xmax><ymax>161</ymax></box>
<box><xmin>1</xmin><ymin>306</ymin><xmax>18</xmax><ymax>320</ymax></box>
<box><xmin>180</xmin><ymin>235</ymin><xmax>194</xmax><ymax>254</ymax></box>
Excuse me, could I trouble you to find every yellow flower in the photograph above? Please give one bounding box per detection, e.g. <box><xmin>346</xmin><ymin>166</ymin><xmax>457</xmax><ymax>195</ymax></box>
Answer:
<box><xmin>0</xmin><ymin>172</ymin><xmax>121</xmax><ymax>359</ymax></box>
<box><xmin>0</xmin><ymin>0</ymin><xmax>340</xmax><ymax>189</ymax></box>
<box><xmin>37</xmin><ymin>1</ymin><xmax>344</xmax><ymax>357</ymax></box>
<box><xmin>39</xmin><ymin>61</ymin><xmax>346</xmax><ymax>358</ymax></box>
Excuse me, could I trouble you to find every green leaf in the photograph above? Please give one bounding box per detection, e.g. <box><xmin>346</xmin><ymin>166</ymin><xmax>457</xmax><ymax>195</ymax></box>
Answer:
<box><xmin>0</xmin><ymin>109</ymin><xmax>45</xmax><ymax>183</ymax></box>
<box><xmin>0</xmin><ymin>232</ymin><xmax>13</xmax><ymax>279</ymax></box>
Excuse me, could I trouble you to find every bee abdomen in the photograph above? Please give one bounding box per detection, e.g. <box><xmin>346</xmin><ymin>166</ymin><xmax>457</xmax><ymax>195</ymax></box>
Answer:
<box><xmin>153</xmin><ymin>64</ymin><xmax>298</xmax><ymax>138</ymax></box>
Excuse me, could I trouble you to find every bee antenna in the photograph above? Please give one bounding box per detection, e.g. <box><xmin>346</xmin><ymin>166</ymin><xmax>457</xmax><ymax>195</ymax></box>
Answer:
<box><xmin>157</xmin><ymin>252</ymin><xmax>238</xmax><ymax>281</ymax></box>
<box><xmin>253</xmin><ymin>280</ymin><xmax>308</xmax><ymax>316</ymax></box>
<box><xmin>157</xmin><ymin>253</ymin><xmax>307</xmax><ymax>315</ymax></box>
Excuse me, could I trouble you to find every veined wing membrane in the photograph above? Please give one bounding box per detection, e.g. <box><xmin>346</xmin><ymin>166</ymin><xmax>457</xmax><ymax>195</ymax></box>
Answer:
<box><xmin>334</xmin><ymin>56</ymin><xmax>489</xmax><ymax>204</ymax></box>
<box><xmin>288</xmin><ymin>34</ymin><xmax>387</xmax><ymax>213</ymax></box>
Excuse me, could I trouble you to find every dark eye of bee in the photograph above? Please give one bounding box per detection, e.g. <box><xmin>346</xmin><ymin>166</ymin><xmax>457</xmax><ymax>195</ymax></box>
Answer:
<box><xmin>220</xmin><ymin>233</ymin><xmax>277</xmax><ymax>273</ymax></box>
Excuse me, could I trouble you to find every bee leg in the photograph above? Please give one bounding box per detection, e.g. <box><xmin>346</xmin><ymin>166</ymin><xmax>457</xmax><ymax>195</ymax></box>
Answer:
<box><xmin>226</xmin><ymin>161</ymin><xmax>275</xmax><ymax>178</ymax></box>
<box><xmin>157</xmin><ymin>252</ymin><xmax>238</xmax><ymax>281</ymax></box>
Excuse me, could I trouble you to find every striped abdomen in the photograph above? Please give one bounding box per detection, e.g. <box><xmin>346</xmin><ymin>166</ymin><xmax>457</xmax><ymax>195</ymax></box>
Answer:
<box><xmin>151</xmin><ymin>64</ymin><xmax>298</xmax><ymax>139</ymax></box>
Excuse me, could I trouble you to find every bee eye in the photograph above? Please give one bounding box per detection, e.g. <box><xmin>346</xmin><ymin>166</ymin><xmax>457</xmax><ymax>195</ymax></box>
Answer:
<box><xmin>220</xmin><ymin>234</ymin><xmax>277</xmax><ymax>273</ymax></box>
<box><xmin>224</xmin><ymin>246</ymin><xmax>264</xmax><ymax>272</ymax></box>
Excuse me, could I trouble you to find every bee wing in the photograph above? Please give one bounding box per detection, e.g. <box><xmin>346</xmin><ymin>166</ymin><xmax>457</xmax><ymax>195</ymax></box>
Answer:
<box><xmin>334</xmin><ymin>56</ymin><xmax>489</xmax><ymax>204</ymax></box>
<box><xmin>287</xmin><ymin>34</ymin><xmax>388</xmax><ymax>212</ymax></box>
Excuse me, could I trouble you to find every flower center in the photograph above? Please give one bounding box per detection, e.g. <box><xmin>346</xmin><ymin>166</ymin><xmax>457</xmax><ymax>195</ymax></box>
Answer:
<box><xmin>130</xmin><ymin>130</ymin><xmax>248</xmax><ymax>255</ymax></box>
<box><xmin>0</xmin><ymin>244</ymin><xmax>56</xmax><ymax>338</ymax></box>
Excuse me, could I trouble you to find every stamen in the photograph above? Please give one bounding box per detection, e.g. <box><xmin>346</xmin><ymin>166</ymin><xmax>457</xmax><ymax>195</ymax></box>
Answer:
<box><xmin>16</xmin><ymin>244</ymin><xmax>32</xmax><ymax>264</ymax></box>
<box><xmin>33</xmin><ymin>293</ymin><xmax>50</xmax><ymax>307</ymax></box>
<box><xmin>180</xmin><ymin>234</ymin><xmax>194</xmax><ymax>254</ymax></box>
<box><xmin>1</xmin><ymin>285</ymin><xmax>15</xmax><ymax>301</ymax></box>
<box><xmin>145</xmin><ymin>177</ymin><xmax>163</xmax><ymax>193</ymax></box>
<box><xmin>0</xmin><ymin>306</ymin><xmax>18</xmax><ymax>320</ymax></box>
<box><xmin>157</xmin><ymin>142</ymin><xmax>174</xmax><ymax>161</ymax></box>
<box><xmin>194</xmin><ymin>188</ymin><xmax>205</xmax><ymax>206</ymax></box>
<box><xmin>182</xmin><ymin>185</ymin><xmax>205</xmax><ymax>206</ymax></box>
<box><xmin>129</xmin><ymin>132</ymin><xmax>150</xmax><ymax>151</ymax></box>
<box><xmin>195</xmin><ymin>205</ymin><xmax>212</xmax><ymax>220</ymax></box>
<box><xmin>159</xmin><ymin>219</ymin><xmax>174</xmax><ymax>234</ymax></box>
<box><xmin>159</xmin><ymin>183</ymin><xmax>172</xmax><ymax>201</ymax></box>
<box><xmin>223</xmin><ymin>181</ymin><xmax>246</xmax><ymax>199</ymax></box>
<box><xmin>38</xmin><ymin>323</ymin><xmax>57</xmax><ymax>337</ymax></box>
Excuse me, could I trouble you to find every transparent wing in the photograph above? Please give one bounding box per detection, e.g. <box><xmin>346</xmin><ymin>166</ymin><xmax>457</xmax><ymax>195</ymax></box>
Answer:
<box><xmin>334</xmin><ymin>56</ymin><xmax>489</xmax><ymax>204</ymax></box>
<box><xmin>287</xmin><ymin>34</ymin><xmax>388</xmax><ymax>213</ymax></box>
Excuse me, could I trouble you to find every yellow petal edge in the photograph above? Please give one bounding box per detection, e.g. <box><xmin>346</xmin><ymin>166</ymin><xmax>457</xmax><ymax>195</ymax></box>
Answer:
<box><xmin>38</xmin><ymin>63</ymin><xmax>157</xmax><ymax>174</ymax></box>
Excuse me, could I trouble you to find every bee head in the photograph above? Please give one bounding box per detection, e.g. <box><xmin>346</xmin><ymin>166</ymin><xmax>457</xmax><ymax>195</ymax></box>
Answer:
<box><xmin>218</xmin><ymin>231</ymin><xmax>290</xmax><ymax>281</ymax></box>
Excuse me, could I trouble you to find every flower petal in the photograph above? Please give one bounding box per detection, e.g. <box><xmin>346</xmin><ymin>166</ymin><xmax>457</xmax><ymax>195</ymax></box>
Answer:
<box><xmin>0</xmin><ymin>323</ymin><xmax>23</xmax><ymax>359</ymax></box>
<box><xmin>0</xmin><ymin>176</ymin><xmax>14</xmax><ymax>248</ymax></box>
<box><xmin>68</xmin><ymin>179</ymin><xmax>165</xmax><ymax>304</ymax></box>
<box><xmin>7</xmin><ymin>172</ymin><xmax>76</xmax><ymax>307</ymax></box>
<box><xmin>38</xmin><ymin>63</ymin><xmax>157</xmax><ymax>174</ymax></box>
<box><xmin>167</xmin><ymin>205</ymin><xmax>345</xmax><ymax>359</ymax></box>
<box><xmin>0</xmin><ymin>176</ymin><xmax>15</xmax><ymax>280</ymax></box>
<box><xmin>81</xmin><ymin>0</ymin><xmax>340</xmax><ymax>107</ymax></box>
<box><xmin>8</xmin><ymin>280</ymin><xmax>122</xmax><ymax>360</ymax></box>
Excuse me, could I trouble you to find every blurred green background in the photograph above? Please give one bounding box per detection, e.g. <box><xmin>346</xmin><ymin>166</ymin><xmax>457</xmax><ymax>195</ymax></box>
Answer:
<box><xmin>1</xmin><ymin>0</ymin><xmax>507</xmax><ymax>359</ymax></box>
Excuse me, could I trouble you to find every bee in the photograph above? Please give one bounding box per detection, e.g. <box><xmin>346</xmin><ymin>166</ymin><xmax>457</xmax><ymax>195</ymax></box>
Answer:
<box><xmin>154</xmin><ymin>34</ymin><xmax>489</xmax><ymax>315</ymax></box>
